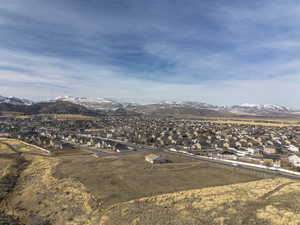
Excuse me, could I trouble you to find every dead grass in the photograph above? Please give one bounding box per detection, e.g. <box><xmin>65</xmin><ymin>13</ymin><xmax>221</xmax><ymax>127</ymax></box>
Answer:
<box><xmin>0</xmin><ymin>138</ymin><xmax>49</xmax><ymax>155</ymax></box>
<box><xmin>0</xmin><ymin>142</ymin><xmax>20</xmax><ymax>175</ymax></box>
<box><xmin>0</xmin><ymin>142</ymin><xmax>15</xmax><ymax>154</ymax></box>
<box><xmin>204</xmin><ymin>120</ymin><xmax>300</xmax><ymax>127</ymax></box>
<box><xmin>101</xmin><ymin>178</ymin><xmax>300</xmax><ymax>225</ymax></box>
<box><xmin>54</xmin><ymin>114</ymin><xmax>96</xmax><ymax>120</ymax></box>
<box><xmin>176</xmin><ymin>115</ymin><xmax>300</xmax><ymax>127</ymax></box>
<box><xmin>5</xmin><ymin>155</ymin><xmax>102</xmax><ymax>225</ymax></box>
<box><xmin>15</xmin><ymin>115</ymin><xmax>32</xmax><ymax>119</ymax></box>
<box><xmin>54</xmin><ymin>152</ymin><xmax>267</xmax><ymax>208</ymax></box>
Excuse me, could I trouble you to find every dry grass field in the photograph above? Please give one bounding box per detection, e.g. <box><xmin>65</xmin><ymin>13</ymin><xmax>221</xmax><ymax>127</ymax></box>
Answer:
<box><xmin>52</xmin><ymin>114</ymin><xmax>96</xmax><ymax>120</ymax></box>
<box><xmin>0</xmin><ymin>138</ymin><xmax>50</xmax><ymax>155</ymax></box>
<box><xmin>204</xmin><ymin>120</ymin><xmax>300</xmax><ymax>127</ymax></box>
<box><xmin>176</xmin><ymin>114</ymin><xmax>300</xmax><ymax>127</ymax></box>
<box><xmin>54</xmin><ymin>152</ymin><xmax>266</xmax><ymax>208</ymax></box>
<box><xmin>15</xmin><ymin>115</ymin><xmax>32</xmax><ymax>119</ymax></box>
<box><xmin>101</xmin><ymin>177</ymin><xmax>300</xmax><ymax>225</ymax></box>
<box><xmin>1</xmin><ymin>139</ymin><xmax>300</xmax><ymax>225</ymax></box>
<box><xmin>0</xmin><ymin>142</ymin><xmax>17</xmax><ymax>175</ymax></box>
<box><xmin>14</xmin><ymin>113</ymin><xmax>96</xmax><ymax>120</ymax></box>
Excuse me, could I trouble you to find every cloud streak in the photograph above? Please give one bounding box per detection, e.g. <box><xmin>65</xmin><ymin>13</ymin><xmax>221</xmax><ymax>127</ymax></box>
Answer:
<box><xmin>0</xmin><ymin>0</ymin><xmax>300</xmax><ymax>107</ymax></box>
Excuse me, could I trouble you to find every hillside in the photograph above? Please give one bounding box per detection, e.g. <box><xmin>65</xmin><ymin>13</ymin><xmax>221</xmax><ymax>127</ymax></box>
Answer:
<box><xmin>54</xmin><ymin>96</ymin><xmax>123</xmax><ymax>111</ymax></box>
<box><xmin>0</xmin><ymin>95</ymin><xmax>32</xmax><ymax>105</ymax></box>
<box><xmin>125</xmin><ymin>103</ymin><xmax>232</xmax><ymax>117</ymax></box>
<box><xmin>0</xmin><ymin>101</ymin><xmax>104</xmax><ymax>117</ymax></box>
<box><xmin>101</xmin><ymin>178</ymin><xmax>300</xmax><ymax>225</ymax></box>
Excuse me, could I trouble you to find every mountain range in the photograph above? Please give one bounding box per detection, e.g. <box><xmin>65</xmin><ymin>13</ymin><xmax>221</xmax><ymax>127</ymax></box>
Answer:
<box><xmin>0</xmin><ymin>95</ymin><xmax>299</xmax><ymax>117</ymax></box>
<box><xmin>0</xmin><ymin>95</ymin><xmax>33</xmax><ymax>105</ymax></box>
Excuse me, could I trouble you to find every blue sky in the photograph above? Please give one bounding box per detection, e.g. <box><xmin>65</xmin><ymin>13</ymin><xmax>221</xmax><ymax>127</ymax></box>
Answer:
<box><xmin>0</xmin><ymin>0</ymin><xmax>300</xmax><ymax>107</ymax></box>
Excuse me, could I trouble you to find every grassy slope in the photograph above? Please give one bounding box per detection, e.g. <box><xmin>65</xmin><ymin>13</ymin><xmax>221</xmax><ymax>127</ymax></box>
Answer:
<box><xmin>101</xmin><ymin>178</ymin><xmax>300</xmax><ymax>225</ymax></box>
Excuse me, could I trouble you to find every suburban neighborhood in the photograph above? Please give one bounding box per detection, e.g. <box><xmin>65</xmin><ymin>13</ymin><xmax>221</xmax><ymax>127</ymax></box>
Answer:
<box><xmin>1</xmin><ymin>114</ymin><xmax>300</xmax><ymax>172</ymax></box>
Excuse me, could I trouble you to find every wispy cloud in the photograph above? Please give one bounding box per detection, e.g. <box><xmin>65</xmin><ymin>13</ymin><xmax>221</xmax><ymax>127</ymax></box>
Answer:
<box><xmin>0</xmin><ymin>0</ymin><xmax>300</xmax><ymax>107</ymax></box>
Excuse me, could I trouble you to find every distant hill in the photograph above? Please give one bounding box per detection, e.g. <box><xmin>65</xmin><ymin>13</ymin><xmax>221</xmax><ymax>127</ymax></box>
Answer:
<box><xmin>0</xmin><ymin>101</ymin><xmax>104</xmax><ymax>116</ymax></box>
<box><xmin>125</xmin><ymin>102</ymin><xmax>230</xmax><ymax>117</ymax></box>
<box><xmin>53</xmin><ymin>96</ymin><xmax>123</xmax><ymax>111</ymax></box>
<box><xmin>0</xmin><ymin>102</ymin><xmax>32</xmax><ymax>113</ymax></box>
<box><xmin>227</xmin><ymin>103</ymin><xmax>292</xmax><ymax>116</ymax></box>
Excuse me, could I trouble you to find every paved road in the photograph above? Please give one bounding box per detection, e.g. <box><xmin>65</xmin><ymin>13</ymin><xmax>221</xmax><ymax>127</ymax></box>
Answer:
<box><xmin>74</xmin><ymin>143</ymin><xmax>159</xmax><ymax>157</ymax></box>
<box><xmin>164</xmin><ymin>149</ymin><xmax>300</xmax><ymax>181</ymax></box>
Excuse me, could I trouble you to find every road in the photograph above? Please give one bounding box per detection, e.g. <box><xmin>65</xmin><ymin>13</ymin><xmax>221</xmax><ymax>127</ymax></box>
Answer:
<box><xmin>163</xmin><ymin>149</ymin><xmax>300</xmax><ymax>181</ymax></box>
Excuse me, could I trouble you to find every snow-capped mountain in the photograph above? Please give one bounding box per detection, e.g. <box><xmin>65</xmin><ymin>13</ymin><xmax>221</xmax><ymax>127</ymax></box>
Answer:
<box><xmin>1</xmin><ymin>94</ymin><xmax>299</xmax><ymax>116</ymax></box>
<box><xmin>158</xmin><ymin>101</ymin><xmax>219</xmax><ymax>109</ymax></box>
<box><xmin>124</xmin><ymin>100</ymin><xmax>220</xmax><ymax>115</ymax></box>
<box><xmin>228</xmin><ymin>103</ymin><xmax>292</xmax><ymax>115</ymax></box>
<box><xmin>0</xmin><ymin>95</ymin><xmax>33</xmax><ymax>105</ymax></box>
<box><xmin>53</xmin><ymin>96</ymin><xmax>123</xmax><ymax>111</ymax></box>
<box><xmin>50</xmin><ymin>97</ymin><xmax>296</xmax><ymax>115</ymax></box>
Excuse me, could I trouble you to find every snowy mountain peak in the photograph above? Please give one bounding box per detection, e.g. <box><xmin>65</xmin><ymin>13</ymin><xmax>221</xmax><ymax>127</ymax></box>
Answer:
<box><xmin>229</xmin><ymin>103</ymin><xmax>292</xmax><ymax>115</ymax></box>
<box><xmin>239</xmin><ymin>103</ymin><xmax>290</xmax><ymax>111</ymax></box>
<box><xmin>159</xmin><ymin>100</ymin><xmax>218</xmax><ymax>109</ymax></box>
<box><xmin>53</xmin><ymin>96</ymin><xmax>121</xmax><ymax>110</ymax></box>
<box><xmin>55</xmin><ymin>96</ymin><xmax>113</xmax><ymax>103</ymax></box>
<box><xmin>240</xmin><ymin>103</ymin><xmax>259</xmax><ymax>107</ymax></box>
<box><xmin>0</xmin><ymin>95</ymin><xmax>33</xmax><ymax>105</ymax></box>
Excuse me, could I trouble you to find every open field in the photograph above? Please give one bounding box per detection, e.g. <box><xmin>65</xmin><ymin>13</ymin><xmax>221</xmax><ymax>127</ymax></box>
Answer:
<box><xmin>14</xmin><ymin>113</ymin><xmax>97</xmax><ymax>120</ymax></box>
<box><xmin>176</xmin><ymin>114</ymin><xmax>300</xmax><ymax>127</ymax></box>
<box><xmin>54</xmin><ymin>114</ymin><xmax>97</xmax><ymax>120</ymax></box>
<box><xmin>54</xmin><ymin>152</ymin><xmax>268</xmax><ymax>208</ymax></box>
<box><xmin>1</xmin><ymin>139</ymin><xmax>300</xmax><ymax>225</ymax></box>
<box><xmin>1</xmin><ymin>113</ymin><xmax>97</xmax><ymax>120</ymax></box>
<box><xmin>0</xmin><ymin>138</ymin><xmax>50</xmax><ymax>155</ymax></box>
<box><xmin>0</xmin><ymin>142</ymin><xmax>17</xmax><ymax>176</ymax></box>
<box><xmin>15</xmin><ymin>115</ymin><xmax>32</xmax><ymax>119</ymax></box>
<box><xmin>177</xmin><ymin>114</ymin><xmax>300</xmax><ymax>122</ymax></box>
<box><xmin>1</xmin><ymin>138</ymin><xmax>93</xmax><ymax>157</ymax></box>
<box><xmin>204</xmin><ymin>120</ymin><xmax>300</xmax><ymax>127</ymax></box>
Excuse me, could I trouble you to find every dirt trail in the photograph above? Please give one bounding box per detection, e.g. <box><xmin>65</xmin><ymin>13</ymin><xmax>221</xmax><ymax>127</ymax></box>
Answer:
<box><xmin>259</xmin><ymin>181</ymin><xmax>295</xmax><ymax>200</ymax></box>
<box><xmin>0</xmin><ymin>143</ymin><xmax>29</xmax><ymax>204</ymax></box>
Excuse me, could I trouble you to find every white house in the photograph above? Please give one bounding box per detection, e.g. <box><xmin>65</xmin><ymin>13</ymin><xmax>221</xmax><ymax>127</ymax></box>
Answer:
<box><xmin>288</xmin><ymin>155</ymin><xmax>300</xmax><ymax>167</ymax></box>
<box><xmin>288</xmin><ymin>145</ymin><xmax>299</xmax><ymax>153</ymax></box>
<box><xmin>246</xmin><ymin>148</ymin><xmax>256</xmax><ymax>155</ymax></box>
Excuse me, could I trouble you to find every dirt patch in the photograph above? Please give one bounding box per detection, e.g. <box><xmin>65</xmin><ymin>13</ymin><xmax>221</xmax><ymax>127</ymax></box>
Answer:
<box><xmin>0</xmin><ymin>211</ymin><xmax>24</xmax><ymax>225</ymax></box>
